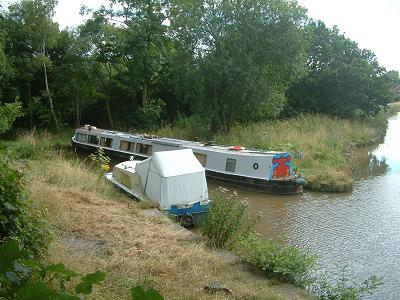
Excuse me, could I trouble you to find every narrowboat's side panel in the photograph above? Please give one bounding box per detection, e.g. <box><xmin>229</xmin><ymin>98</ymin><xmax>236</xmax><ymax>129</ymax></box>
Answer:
<box><xmin>192</xmin><ymin>149</ymin><xmax>274</xmax><ymax>180</ymax></box>
<box><xmin>206</xmin><ymin>170</ymin><xmax>303</xmax><ymax>195</ymax></box>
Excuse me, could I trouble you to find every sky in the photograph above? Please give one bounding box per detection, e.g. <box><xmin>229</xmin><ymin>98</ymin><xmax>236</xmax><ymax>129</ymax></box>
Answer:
<box><xmin>297</xmin><ymin>0</ymin><xmax>400</xmax><ymax>72</ymax></box>
<box><xmin>2</xmin><ymin>0</ymin><xmax>400</xmax><ymax>72</ymax></box>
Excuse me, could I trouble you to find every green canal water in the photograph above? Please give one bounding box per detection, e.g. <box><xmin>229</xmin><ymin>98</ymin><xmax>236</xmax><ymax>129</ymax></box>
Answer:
<box><xmin>209</xmin><ymin>112</ymin><xmax>400</xmax><ymax>299</ymax></box>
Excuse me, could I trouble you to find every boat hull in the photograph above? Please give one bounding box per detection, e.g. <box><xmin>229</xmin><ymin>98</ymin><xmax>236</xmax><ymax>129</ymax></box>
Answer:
<box><xmin>206</xmin><ymin>170</ymin><xmax>303</xmax><ymax>195</ymax></box>
<box><xmin>74</xmin><ymin>139</ymin><xmax>304</xmax><ymax>195</ymax></box>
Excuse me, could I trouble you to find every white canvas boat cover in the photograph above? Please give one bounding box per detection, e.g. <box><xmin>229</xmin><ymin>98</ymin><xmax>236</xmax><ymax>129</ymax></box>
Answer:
<box><xmin>135</xmin><ymin>149</ymin><xmax>208</xmax><ymax>210</ymax></box>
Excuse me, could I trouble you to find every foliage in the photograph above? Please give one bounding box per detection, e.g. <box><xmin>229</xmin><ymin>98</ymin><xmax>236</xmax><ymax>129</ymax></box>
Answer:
<box><xmin>0</xmin><ymin>157</ymin><xmax>50</xmax><ymax>255</ymax></box>
<box><xmin>0</xmin><ymin>101</ymin><xmax>23</xmax><ymax>134</ymax></box>
<box><xmin>287</xmin><ymin>21</ymin><xmax>395</xmax><ymax>118</ymax></box>
<box><xmin>131</xmin><ymin>285</ymin><xmax>164</xmax><ymax>300</ymax></box>
<box><xmin>201</xmin><ymin>188</ymin><xmax>260</xmax><ymax>248</ymax></box>
<box><xmin>307</xmin><ymin>266</ymin><xmax>383</xmax><ymax>299</ymax></box>
<box><xmin>236</xmin><ymin>235</ymin><xmax>382</xmax><ymax>298</ymax></box>
<box><xmin>134</xmin><ymin>98</ymin><xmax>166</xmax><ymax>131</ymax></box>
<box><xmin>89</xmin><ymin>147</ymin><xmax>111</xmax><ymax>181</ymax></box>
<box><xmin>235</xmin><ymin>234</ymin><xmax>318</xmax><ymax>287</ymax></box>
<box><xmin>0</xmin><ymin>0</ymin><xmax>397</xmax><ymax>131</ymax></box>
<box><xmin>0</xmin><ymin>240</ymin><xmax>106</xmax><ymax>299</ymax></box>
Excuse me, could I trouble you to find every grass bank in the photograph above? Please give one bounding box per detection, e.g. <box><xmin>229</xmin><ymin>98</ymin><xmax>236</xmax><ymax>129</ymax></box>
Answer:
<box><xmin>159</xmin><ymin>113</ymin><xmax>390</xmax><ymax>192</ymax></box>
<box><xmin>1</xmin><ymin>133</ymin><xmax>309</xmax><ymax>300</ymax></box>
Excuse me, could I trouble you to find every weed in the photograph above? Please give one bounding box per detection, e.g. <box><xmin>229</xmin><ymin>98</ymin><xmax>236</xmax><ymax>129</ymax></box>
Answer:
<box><xmin>235</xmin><ymin>234</ymin><xmax>318</xmax><ymax>287</ymax></box>
<box><xmin>89</xmin><ymin>147</ymin><xmax>111</xmax><ymax>182</ymax></box>
<box><xmin>201</xmin><ymin>188</ymin><xmax>261</xmax><ymax>248</ymax></box>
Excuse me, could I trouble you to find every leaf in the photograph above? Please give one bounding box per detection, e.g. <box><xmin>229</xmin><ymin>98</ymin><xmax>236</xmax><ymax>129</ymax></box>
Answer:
<box><xmin>46</xmin><ymin>263</ymin><xmax>78</xmax><ymax>280</ymax></box>
<box><xmin>75</xmin><ymin>270</ymin><xmax>106</xmax><ymax>294</ymax></box>
<box><xmin>14</xmin><ymin>282</ymin><xmax>54</xmax><ymax>300</ymax></box>
<box><xmin>131</xmin><ymin>286</ymin><xmax>164</xmax><ymax>300</ymax></box>
<box><xmin>0</xmin><ymin>240</ymin><xmax>25</xmax><ymax>273</ymax></box>
<box><xmin>4</xmin><ymin>202</ymin><xmax>18</xmax><ymax>211</ymax></box>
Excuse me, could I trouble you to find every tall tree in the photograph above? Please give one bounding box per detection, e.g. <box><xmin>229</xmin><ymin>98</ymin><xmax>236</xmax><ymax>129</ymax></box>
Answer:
<box><xmin>169</xmin><ymin>0</ymin><xmax>308</xmax><ymax>131</ymax></box>
<box><xmin>110</xmin><ymin>0</ymin><xmax>168</xmax><ymax>108</ymax></box>
<box><xmin>7</xmin><ymin>0</ymin><xmax>60</xmax><ymax>130</ymax></box>
<box><xmin>79</xmin><ymin>13</ymin><xmax>127</xmax><ymax>128</ymax></box>
<box><xmin>287</xmin><ymin>21</ymin><xmax>393</xmax><ymax>117</ymax></box>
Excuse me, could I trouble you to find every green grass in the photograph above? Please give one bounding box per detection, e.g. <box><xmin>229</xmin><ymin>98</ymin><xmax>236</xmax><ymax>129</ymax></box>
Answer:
<box><xmin>158</xmin><ymin>113</ymin><xmax>389</xmax><ymax>192</ymax></box>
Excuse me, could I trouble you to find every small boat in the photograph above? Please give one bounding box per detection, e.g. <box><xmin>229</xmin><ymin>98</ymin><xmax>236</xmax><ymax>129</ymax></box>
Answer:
<box><xmin>73</xmin><ymin>125</ymin><xmax>306</xmax><ymax>195</ymax></box>
<box><xmin>105</xmin><ymin>149</ymin><xmax>211</xmax><ymax>226</ymax></box>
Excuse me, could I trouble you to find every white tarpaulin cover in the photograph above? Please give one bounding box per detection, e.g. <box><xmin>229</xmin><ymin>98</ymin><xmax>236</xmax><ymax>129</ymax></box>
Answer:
<box><xmin>135</xmin><ymin>149</ymin><xmax>208</xmax><ymax>209</ymax></box>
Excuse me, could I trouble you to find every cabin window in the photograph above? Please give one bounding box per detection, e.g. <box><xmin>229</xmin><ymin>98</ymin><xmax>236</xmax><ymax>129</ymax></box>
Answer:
<box><xmin>136</xmin><ymin>143</ymin><xmax>152</xmax><ymax>155</ymax></box>
<box><xmin>120</xmin><ymin>141</ymin><xmax>136</xmax><ymax>152</ymax></box>
<box><xmin>225</xmin><ymin>158</ymin><xmax>236</xmax><ymax>172</ymax></box>
<box><xmin>88</xmin><ymin>135</ymin><xmax>99</xmax><ymax>145</ymax></box>
<box><xmin>120</xmin><ymin>140</ymin><xmax>129</xmax><ymax>151</ymax></box>
<box><xmin>76</xmin><ymin>133</ymin><xmax>87</xmax><ymax>143</ymax></box>
<box><xmin>194</xmin><ymin>152</ymin><xmax>207</xmax><ymax>166</ymax></box>
<box><xmin>100</xmin><ymin>137</ymin><xmax>113</xmax><ymax>147</ymax></box>
<box><xmin>113</xmin><ymin>169</ymin><xmax>132</xmax><ymax>189</ymax></box>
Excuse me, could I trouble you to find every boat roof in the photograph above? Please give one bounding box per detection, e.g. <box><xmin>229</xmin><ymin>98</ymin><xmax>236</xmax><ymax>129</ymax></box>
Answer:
<box><xmin>150</xmin><ymin>149</ymin><xmax>205</xmax><ymax>177</ymax></box>
<box><xmin>76</xmin><ymin>126</ymin><xmax>286</xmax><ymax>156</ymax></box>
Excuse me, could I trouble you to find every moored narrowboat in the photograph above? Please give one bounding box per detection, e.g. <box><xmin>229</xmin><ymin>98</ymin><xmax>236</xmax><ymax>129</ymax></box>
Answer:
<box><xmin>72</xmin><ymin>125</ymin><xmax>306</xmax><ymax>195</ymax></box>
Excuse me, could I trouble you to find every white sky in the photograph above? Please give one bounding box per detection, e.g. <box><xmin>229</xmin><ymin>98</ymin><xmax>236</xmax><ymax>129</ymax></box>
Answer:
<box><xmin>297</xmin><ymin>0</ymin><xmax>400</xmax><ymax>72</ymax></box>
<box><xmin>2</xmin><ymin>0</ymin><xmax>400</xmax><ymax>72</ymax></box>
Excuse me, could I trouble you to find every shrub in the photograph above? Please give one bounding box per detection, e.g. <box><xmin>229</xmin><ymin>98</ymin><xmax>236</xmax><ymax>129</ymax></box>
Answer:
<box><xmin>0</xmin><ymin>101</ymin><xmax>23</xmax><ymax>134</ymax></box>
<box><xmin>89</xmin><ymin>147</ymin><xmax>111</xmax><ymax>182</ymax></box>
<box><xmin>201</xmin><ymin>188</ymin><xmax>260</xmax><ymax>248</ymax></box>
<box><xmin>0</xmin><ymin>157</ymin><xmax>50</xmax><ymax>255</ymax></box>
<box><xmin>235</xmin><ymin>234</ymin><xmax>318</xmax><ymax>287</ymax></box>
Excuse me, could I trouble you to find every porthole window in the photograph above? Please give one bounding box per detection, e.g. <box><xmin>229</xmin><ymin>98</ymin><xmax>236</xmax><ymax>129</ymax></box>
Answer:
<box><xmin>253</xmin><ymin>163</ymin><xmax>259</xmax><ymax>170</ymax></box>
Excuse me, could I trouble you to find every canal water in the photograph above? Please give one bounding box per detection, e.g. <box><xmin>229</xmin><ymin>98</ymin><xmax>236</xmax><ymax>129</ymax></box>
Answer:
<box><xmin>209</xmin><ymin>112</ymin><xmax>400</xmax><ymax>299</ymax></box>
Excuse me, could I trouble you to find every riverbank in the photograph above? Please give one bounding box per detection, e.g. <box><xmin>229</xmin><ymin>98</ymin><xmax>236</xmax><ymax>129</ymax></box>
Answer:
<box><xmin>0</xmin><ymin>135</ymin><xmax>309</xmax><ymax>300</ymax></box>
<box><xmin>159</xmin><ymin>112</ymin><xmax>392</xmax><ymax>192</ymax></box>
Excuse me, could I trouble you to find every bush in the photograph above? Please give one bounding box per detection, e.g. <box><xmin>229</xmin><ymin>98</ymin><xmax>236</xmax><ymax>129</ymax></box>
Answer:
<box><xmin>201</xmin><ymin>188</ymin><xmax>259</xmax><ymax>248</ymax></box>
<box><xmin>0</xmin><ymin>157</ymin><xmax>50</xmax><ymax>255</ymax></box>
<box><xmin>236</xmin><ymin>234</ymin><xmax>318</xmax><ymax>287</ymax></box>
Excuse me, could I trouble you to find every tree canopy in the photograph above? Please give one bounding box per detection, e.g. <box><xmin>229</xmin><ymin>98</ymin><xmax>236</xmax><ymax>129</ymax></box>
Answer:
<box><xmin>0</xmin><ymin>0</ymin><xmax>397</xmax><ymax>133</ymax></box>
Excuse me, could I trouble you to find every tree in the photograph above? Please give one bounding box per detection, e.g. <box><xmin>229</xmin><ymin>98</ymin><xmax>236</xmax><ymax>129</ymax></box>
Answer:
<box><xmin>7</xmin><ymin>0</ymin><xmax>60</xmax><ymax>130</ymax></box>
<box><xmin>287</xmin><ymin>21</ymin><xmax>393</xmax><ymax>117</ymax></box>
<box><xmin>109</xmin><ymin>0</ymin><xmax>168</xmax><ymax>108</ymax></box>
<box><xmin>79</xmin><ymin>13</ymin><xmax>127</xmax><ymax>128</ymax></box>
<box><xmin>169</xmin><ymin>0</ymin><xmax>308</xmax><ymax>131</ymax></box>
<box><xmin>51</xmin><ymin>30</ymin><xmax>101</xmax><ymax>128</ymax></box>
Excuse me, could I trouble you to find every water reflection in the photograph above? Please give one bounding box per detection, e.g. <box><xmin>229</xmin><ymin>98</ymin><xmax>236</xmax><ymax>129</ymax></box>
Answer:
<box><xmin>207</xmin><ymin>112</ymin><xmax>400</xmax><ymax>299</ymax></box>
<box><xmin>373</xmin><ymin>113</ymin><xmax>400</xmax><ymax>175</ymax></box>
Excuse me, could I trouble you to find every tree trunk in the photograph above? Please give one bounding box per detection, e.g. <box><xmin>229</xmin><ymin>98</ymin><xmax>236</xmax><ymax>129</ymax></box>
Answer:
<box><xmin>142</xmin><ymin>19</ymin><xmax>151</xmax><ymax>108</ymax></box>
<box><xmin>42</xmin><ymin>45</ymin><xmax>59</xmax><ymax>131</ymax></box>
<box><xmin>211</xmin><ymin>86</ymin><xmax>220</xmax><ymax>132</ymax></box>
<box><xmin>75</xmin><ymin>88</ymin><xmax>81</xmax><ymax>128</ymax></box>
<box><xmin>106</xmin><ymin>71</ymin><xmax>114</xmax><ymax>128</ymax></box>
<box><xmin>142</xmin><ymin>76</ymin><xmax>148</xmax><ymax>107</ymax></box>
<box><xmin>28</xmin><ymin>80</ymin><xmax>33</xmax><ymax>130</ymax></box>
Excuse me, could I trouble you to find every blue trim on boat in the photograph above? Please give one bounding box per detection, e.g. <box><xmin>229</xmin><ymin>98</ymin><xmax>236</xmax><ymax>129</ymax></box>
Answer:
<box><xmin>167</xmin><ymin>201</ymin><xmax>211</xmax><ymax>216</ymax></box>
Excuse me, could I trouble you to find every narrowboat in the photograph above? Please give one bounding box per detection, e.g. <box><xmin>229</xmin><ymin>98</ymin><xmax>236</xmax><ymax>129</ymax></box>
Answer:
<box><xmin>72</xmin><ymin>125</ymin><xmax>306</xmax><ymax>195</ymax></box>
<box><xmin>105</xmin><ymin>149</ymin><xmax>211</xmax><ymax>226</ymax></box>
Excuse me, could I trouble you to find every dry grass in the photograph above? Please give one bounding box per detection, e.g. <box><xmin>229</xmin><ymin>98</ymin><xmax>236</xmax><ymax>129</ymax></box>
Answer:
<box><xmin>25</xmin><ymin>153</ymin><xmax>308</xmax><ymax>300</ymax></box>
